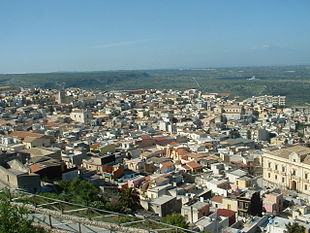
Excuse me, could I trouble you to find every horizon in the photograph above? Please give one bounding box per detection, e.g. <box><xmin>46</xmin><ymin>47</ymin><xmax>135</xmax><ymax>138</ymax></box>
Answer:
<box><xmin>1</xmin><ymin>0</ymin><xmax>310</xmax><ymax>73</ymax></box>
<box><xmin>1</xmin><ymin>63</ymin><xmax>310</xmax><ymax>75</ymax></box>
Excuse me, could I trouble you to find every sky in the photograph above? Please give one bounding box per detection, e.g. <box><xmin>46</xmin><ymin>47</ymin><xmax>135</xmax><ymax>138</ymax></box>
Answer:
<box><xmin>0</xmin><ymin>0</ymin><xmax>310</xmax><ymax>73</ymax></box>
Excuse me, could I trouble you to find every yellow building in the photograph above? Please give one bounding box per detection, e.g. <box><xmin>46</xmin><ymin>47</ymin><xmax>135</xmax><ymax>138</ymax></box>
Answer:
<box><xmin>222</xmin><ymin>197</ymin><xmax>238</xmax><ymax>212</ymax></box>
<box><xmin>262</xmin><ymin>145</ymin><xmax>310</xmax><ymax>195</ymax></box>
<box><xmin>236</xmin><ymin>176</ymin><xmax>253</xmax><ymax>189</ymax></box>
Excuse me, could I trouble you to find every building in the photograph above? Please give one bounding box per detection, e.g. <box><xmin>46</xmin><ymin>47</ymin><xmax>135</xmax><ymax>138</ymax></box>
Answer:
<box><xmin>70</xmin><ymin>109</ymin><xmax>92</xmax><ymax>123</ymax></box>
<box><xmin>263</xmin><ymin>192</ymin><xmax>283</xmax><ymax>214</ymax></box>
<box><xmin>237</xmin><ymin>190</ymin><xmax>262</xmax><ymax>218</ymax></box>
<box><xmin>0</xmin><ymin>164</ymin><xmax>41</xmax><ymax>193</ymax></box>
<box><xmin>262</xmin><ymin>145</ymin><xmax>310</xmax><ymax>195</ymax></box>
<box><xmin>10</xmin><ymin>131</ymin><xmax>53</xmax><ymax>149</ymax></box>
<box><xmin>149</xmin><ymin>195</ymin><xmax>182</xmax><ymax>217</ymax></box>
<box><xmin>254</xmin><ymin>95</ymin><xmax>286</xmax><ymax>106</ymax></box>
<box><xmin>181</xmin><ymin>201</ymin><xmax>210</xmax><ymax>224</ymax></box>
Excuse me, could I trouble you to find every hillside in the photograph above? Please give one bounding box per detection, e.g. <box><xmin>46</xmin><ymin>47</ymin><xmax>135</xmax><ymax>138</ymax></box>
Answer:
<box><xmin>1</xmin><ymin>65</ymin><xmax>310</xmax><ymax>105</ymax></box>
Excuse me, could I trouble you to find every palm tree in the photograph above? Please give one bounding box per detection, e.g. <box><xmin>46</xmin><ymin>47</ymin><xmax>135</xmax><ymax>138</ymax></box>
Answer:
<box><xmin>120</xmin><ymin>188</ymin><xmax>140</xmax><ymax>211</ymax></box>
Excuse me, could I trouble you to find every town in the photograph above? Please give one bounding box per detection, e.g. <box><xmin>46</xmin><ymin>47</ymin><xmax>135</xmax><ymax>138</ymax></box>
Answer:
<box><xmin>0</xmin><ymin>86</ymin><xmax>310</xmax><ymax>233</ymax></box>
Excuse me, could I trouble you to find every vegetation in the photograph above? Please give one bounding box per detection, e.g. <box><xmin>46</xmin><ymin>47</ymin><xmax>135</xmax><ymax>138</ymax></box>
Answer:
<box><xmin>1</xmin><ymin>65</ymin><xmax>310</xmax><ymax>105</ymax></box>
<box><xmin>40</xmin><ymin>179</ymin><xmax>142</xmax><ymax>213</ymax></box>
<box><xmin>0</xmin><ymin>190</ymin><xmax>45</xmax><ymax>233</ymax></box>
<box><xmin>120</xmin><ymin>188</ymin><xmax>141</xmax><ymax>211</ymax></box>
<box><xmin>161</xmin><ymin>213</ymin><xmax>189</xmax><ymax>229</ymax></box>
<box><xmin>284</xmin><ymin>222</ymin><xmax>306</xmax><ymax>233</ymax></box>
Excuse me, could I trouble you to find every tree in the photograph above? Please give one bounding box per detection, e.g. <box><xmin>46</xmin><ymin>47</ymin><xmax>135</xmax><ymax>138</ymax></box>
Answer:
<box><xmin>161</xmin><ymin>213</ymin><xmax>189</xmax><ymax>229</ymax></box>
<box><xmin>284</xmin><ymin>222</ymin><xmax>306</xmax><ymax>233</ymax></box>
<box><xmin>55</xmin><ymin>179</ymin><xmax>102</xmax><ymax>206</ymax></box>
<box><xmin>120</xmin><ymin>188</ymin><xmax>140</xmax><ymax>211</ymax></box>
<box><xmin>0</xmin><ymin>190</ymin><xmax>45</xmax><ymax>233</ymax></box>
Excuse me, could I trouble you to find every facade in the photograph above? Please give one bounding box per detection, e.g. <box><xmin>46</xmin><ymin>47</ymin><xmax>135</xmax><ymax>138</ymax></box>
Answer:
<box><xmin>254</xmin><ymin>95</ymin><xmax>286</xmax><ymax>106</ymax></box>
<box><xmin>262</xmin><ymin>145</ymin><xmax>310</xmax><ymax>195</ymax></box>
<box><xmin>237</xmin><ymin>190</ymin><xmax>262</xmax><ymax>218</ymax></box>
<box><xmin>181</xmin><ymin>201</ymin><xmax>210</xmax><ymax>224</ymax></box>
<box><xmin>70</xmin><ymin>109</ymin><xmax>92</xmax><ymax>123</ymax></box>
<box><xmin>263</xmin><ymin>192</ymin><xmax>283</xmax><ymax>214</ymax></box>
<box><xmin>149</xmin><ymin>195</ymin><xmax>182</xmax><ymax>217</ymax></box>
<box><xmin>0</xmin><ymin>165</ymin><xmax>41</xmax><ymax>193</ymax></box>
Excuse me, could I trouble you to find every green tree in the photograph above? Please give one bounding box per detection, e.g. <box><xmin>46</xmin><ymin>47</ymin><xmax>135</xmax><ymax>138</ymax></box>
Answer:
<box><xmin>120</xmin><ymin>188</ymin><xmax>140</xmax><ymax>211</ymax></box>
<box><xmin>284</xmin><ymin>222</ymin><xmax>306</xmax><ymax>233</ymax></box>
<box><xmin>55</xmin><ymin>179</ymin><xmax>102</xmax><ymax>205</ymax></box>
<box><xmin>161</xmin><ymin>213</ymin><xmax>189</xmax><ymax>229</ymax></box>
<box><xmin>0</xmin><ymin>190</ymin><xmax>45</xmax><ymax>233</ymax></box>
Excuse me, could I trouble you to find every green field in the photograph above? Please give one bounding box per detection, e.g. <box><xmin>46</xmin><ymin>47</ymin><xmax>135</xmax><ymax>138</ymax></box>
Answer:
<box><xmin>1</xmin><ymin>65</ymin><xmax>310</xmax><ymax>105</ymax></box>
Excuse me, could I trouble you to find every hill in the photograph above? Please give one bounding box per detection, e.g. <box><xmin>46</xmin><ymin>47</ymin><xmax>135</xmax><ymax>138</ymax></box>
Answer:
<box><xmin>1</xmin><ymin>65</ymin><xmax>310</xmax><ymax>105</ymax></box>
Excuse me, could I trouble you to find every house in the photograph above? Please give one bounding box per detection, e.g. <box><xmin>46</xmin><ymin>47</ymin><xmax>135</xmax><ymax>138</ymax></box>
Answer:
<box><xmin>222</xmin><ymin>196</ymin><xmax>238</xmax><ymax>213</ymax></box>
<box><xmin>211</xmin><ymin>195</ymin><xmax>224</xmax><ymax>209</ymax></box>
<box><xmin>0</xmin><ymin>163</ymin><xmax>41</xmax><ymax>193</ymax></box>
<box><xmin>181</xmin><ymin>201</ymin><xmax>210</xmax><ymax>223</ymax></box>
<box><xmin>61</xmin><ymin>149</ymin><xmax>88</xmax><ymax>167</ymax></box>
<box><xmin>263</xmin><ymin>192</ymin><xmax>283</xmax><ymax>214</ymax></box>
<box><xmin>217</xmin><ymin>209</ymin><xmax>237</xmax><ymax>226</ymax></box>
<box><xmin>149</xmin><ymin>195</ymin><xmax>182</xmax><ymax>217</ymax></box>
<box><xmin>159</xmin><ymin>161</ymin><xmax>175</xmax><ymax>173</ymax></box>
<box><xmin>146</xmin><ymin>183</ymin><xmax>173</xmax><ymax>199</ymax></box>
<box><xmin>237</xmin><ymin>190</ymin><xmax>263</xmax><ymax>218</ymax></box>
<box><xmin>195</xmin><ymin>213</ymin><xmax>230</xmax><ymax>232</ymax></box>
<box><xmin>10</xmin><ymin>131</ymin><xmax>53</xmax><ymax>149</ymax></box>
<box><xmin>23</xmin><ymin>147</ymin><xmax>61</xmax><ymax>160</ymax></box>
<box><xmin>125</xmin><ymin>157</ymin><xmax>154</xmax><ymax>173</ymax></box>
<box><xmin>82</xmin><ymin>154</ymin><xmax>115</xmax><ymax>173</ymax></box>
<box><xmin>184</xmin><ymin>161</ymin><xmax>203</xmax><ymax>173</ymax></box>
<box><xmin>70</xmin><ymin>109</ymin><xmax>92</xmax><ymax>123</ymax></box>
<box><xmin>29</xmin><ymin>156</ymin><xmax>65</xmax><ymax>180</ymax></box>
<box><xmin>102</xmin><ymin>163</ymin><xmax>124</xmax><ymax>180</ymax></box>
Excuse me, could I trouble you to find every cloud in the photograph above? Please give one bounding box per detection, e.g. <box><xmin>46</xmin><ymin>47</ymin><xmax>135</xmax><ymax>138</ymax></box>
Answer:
<box><xmin>92</xmin><ymin>39</ymin><xmax>152</xmax><ymax>49</ymax></box>
<box><xmin>250</xmin><ymin>44</ymin><xmax>274</xmax><ymax>50</ymax></box>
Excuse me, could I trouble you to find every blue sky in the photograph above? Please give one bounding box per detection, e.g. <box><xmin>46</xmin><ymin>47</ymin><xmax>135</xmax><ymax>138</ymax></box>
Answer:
<box><xmin>0</xmin><ymin>0</ymin><xmax>309</xmax><ymax>73</ymax></box>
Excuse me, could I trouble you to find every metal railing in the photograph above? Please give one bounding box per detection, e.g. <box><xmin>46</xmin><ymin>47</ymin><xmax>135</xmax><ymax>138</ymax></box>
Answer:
<box><xmin>0</xmin><ymin>188</ymin><xmax>199</xmax><ymax>233</ymax></box>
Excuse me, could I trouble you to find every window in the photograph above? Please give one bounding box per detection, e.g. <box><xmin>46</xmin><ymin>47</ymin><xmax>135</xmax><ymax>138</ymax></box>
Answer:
<box><xmin>227</xmin><ymin>204</ymin><xmax>231</xmax><ymax>210</ymax></box>
<box><xmin>275</xmin><ymin>175</ymin><xmax>278</xmax><ymax>180</ymax></box>
<box><xmin>292</xmin><ymin>170</ymin><xmax>296</xmax><ymax>176</ymax></box>
<box><xmin>268</xmin><ymin>162</ymin><xmax>271</xmax><ymax>168</ymax></box>
<box><xmin>275</xmin><ymin>164</ymin><xmax>278</xmax><ymax>170</ymax></box>
<box><xmin>282</xmin><ymin>177</ymin><xmax>285</xmax><ymax>183</ymax></box>
<box><xmin>244</xmin><ymin>203</ymin><xmax>249</xmax><ymax>208</ymax></box>
<box><xmin>306</xmin><ymin>173</ymin><xmax>308</xmax><ymax>179</ymax></box>
<box><xmin>268</xmin><ymin>173</ymin><xmax>271</xmax><ymax>178</ymax></box>
<box><xmin>305</xmin><ymin>185</ymin><xmax>307</xmax><ymax>190</ymax></box>
<box><xmin>282</xmin><ymin>166</ymin><xmax>285</xmax><ymax>172</ymax></box>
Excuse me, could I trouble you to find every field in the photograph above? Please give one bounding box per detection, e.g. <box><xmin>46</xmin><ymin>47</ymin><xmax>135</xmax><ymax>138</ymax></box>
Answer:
<box><xmin>1</xmin><ymin>65</ymin><xmax>310</xmax><ymax>105</ymax></box>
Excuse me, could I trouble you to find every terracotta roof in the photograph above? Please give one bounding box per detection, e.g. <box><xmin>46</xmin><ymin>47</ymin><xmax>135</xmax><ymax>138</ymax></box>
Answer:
<box><xmin>211</xmin><ymin>195</ymin><xmax>224</xmax><ymax>203</ymax></box>
<box><xmin>186</xmin><ymin>161</ymin><xmax>203</xmax><ymax>169</ymax></box>
<box><xmin>10</xmin><ymin>131</ymin><xmax>46</xmax><ymax>139</ymax></box>
<box><xmin>217</xmin><ymin>209</ymin><xmax>236</xmax><ymax>217</ymax></box>
<box><xmin>176</xmin><ymin>148</ymin><xmax>189</xmax><ymax>155</ymax></box>
<box><xmin>161</xmin><ymin>162</ymin><xmax>174</xmax><ymax>167</ymax></box>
